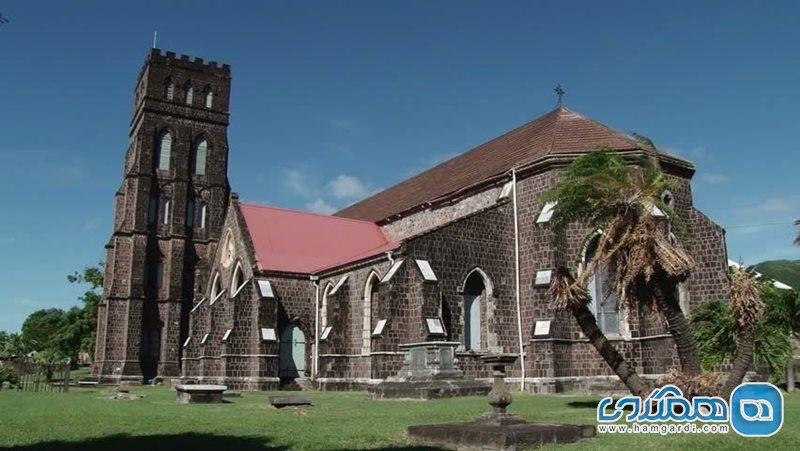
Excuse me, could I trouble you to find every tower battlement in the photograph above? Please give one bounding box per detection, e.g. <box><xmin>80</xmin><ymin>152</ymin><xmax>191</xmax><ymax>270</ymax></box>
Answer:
<box><xmin>137</xmin><ymin>48</ymin><xmax>231</xmax><ymax>82</ymax></box>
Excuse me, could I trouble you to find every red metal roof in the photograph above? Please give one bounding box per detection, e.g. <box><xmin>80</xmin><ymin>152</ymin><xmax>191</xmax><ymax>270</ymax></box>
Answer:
<box><xmin>336</xmin><ymin>107</ymin><xmax>655</xmax><ymax>223</ymax></box>
<box><xmin>239</xmin><ymin>203</ymin><xmax>398</xmax><ymax>274</ymax></box>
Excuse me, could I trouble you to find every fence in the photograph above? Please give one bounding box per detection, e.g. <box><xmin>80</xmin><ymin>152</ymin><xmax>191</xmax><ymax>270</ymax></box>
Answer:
<box><xmin>10</xmin><ymin>358</ymin><xmax>71</xmax><ymax>392</ymax></box>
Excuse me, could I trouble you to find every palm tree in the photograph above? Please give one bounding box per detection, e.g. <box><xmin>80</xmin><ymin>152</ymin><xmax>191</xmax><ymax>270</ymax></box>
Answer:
<box><xmin>544</xmin><ymin>150</ymin><xmax>701</xmax><ymax>379</ymax></box>
<box><xmin>720</xmin><ymin>266</ymin><xmax>766</xmax><ymax>397</ymax></box>
<box><xmin>693</xmin><ymin>276</ymin><xmax>795</xmax><ymax>393</ymax></box>
<box><xmin>550</xmin><ymin>267</ymin><xmax>650</xmax><ymax>396</ymax></box>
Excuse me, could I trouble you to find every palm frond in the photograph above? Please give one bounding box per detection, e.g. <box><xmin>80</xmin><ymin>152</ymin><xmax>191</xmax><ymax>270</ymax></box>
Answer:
<box><xmin>730</xmin><ymin>266</ymin><xmax>765</xmax><ymax>330</ymax></box>
<box><xmin>549</xmin><ymin>267</ymin><xmax>590</xmax><ymax>311</ymax></box>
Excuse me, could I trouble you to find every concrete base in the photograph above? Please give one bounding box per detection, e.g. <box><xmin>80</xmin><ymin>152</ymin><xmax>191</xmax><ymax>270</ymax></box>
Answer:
<box><xmin>408</xmin><ymin>420</ymin><xmax>596</xmax><ymax>451</ymax></box>
<box><xmin>370</xmin><ymin>379</ymin><xmax>491</xmax><ymax>400</ymax></box>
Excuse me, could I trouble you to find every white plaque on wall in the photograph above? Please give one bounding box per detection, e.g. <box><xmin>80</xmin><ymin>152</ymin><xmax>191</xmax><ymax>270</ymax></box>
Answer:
<box><xmin>534</xmin><ymin>320</ymin><xmax>551</xmax><ymax>336</ymax></box>
<box><xmin>372</xmin><ymin>319</ymin><xmax>388</xmax><ymax>336</ymax></box>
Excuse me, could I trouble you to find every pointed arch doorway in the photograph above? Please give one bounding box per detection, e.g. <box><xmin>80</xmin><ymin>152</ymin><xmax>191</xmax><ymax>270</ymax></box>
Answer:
<box><xmin>279</xmin><ymin>323</ymin><xmax>306</xmax><ymax>379</ymax></box>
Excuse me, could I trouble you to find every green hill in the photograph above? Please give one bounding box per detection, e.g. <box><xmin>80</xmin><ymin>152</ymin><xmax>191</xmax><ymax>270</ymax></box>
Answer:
<box><xmin>753</xmin><ymin>259</ymin><xmax>800</xmax><ymax>290</ymax></box>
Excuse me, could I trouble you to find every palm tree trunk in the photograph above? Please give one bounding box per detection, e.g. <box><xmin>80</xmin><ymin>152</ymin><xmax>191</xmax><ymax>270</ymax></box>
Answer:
<box><xmin>722</xmin><ymin>327</ymin><xmax>756</xmax><ymax>399</ymax></box>
<box><xmin>652</xmin><ymin>278</ymin><xmax>701</xmax><ymax>375</ymax></box>
<box><xmin>573</xmin><ymin>303</ymin><xmax>650</xmax><ymax>397</ymax></box>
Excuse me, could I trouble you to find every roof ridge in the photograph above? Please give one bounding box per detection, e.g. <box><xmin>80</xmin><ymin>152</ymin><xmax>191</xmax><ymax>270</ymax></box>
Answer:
<box><xmin>240</xmin><ymin>201</ymin><xmax>381</xmax><ymax>226</ymax></box>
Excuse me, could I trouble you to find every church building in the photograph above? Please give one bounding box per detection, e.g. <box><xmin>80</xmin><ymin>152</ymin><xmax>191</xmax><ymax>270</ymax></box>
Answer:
<box><xmin>92</xmin><ymin>49</ymin><xmax>731</xmax><ymax>393</ymax></box>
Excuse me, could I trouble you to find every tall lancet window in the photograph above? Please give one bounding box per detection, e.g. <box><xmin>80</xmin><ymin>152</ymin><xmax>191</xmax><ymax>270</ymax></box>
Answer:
<box><xmin>186</xmin><ymin>86</ymin><xmax>193</xmax><ymax>105</ymax></box>
<box><xmin>157</xmin><ymin>131</ymin><xmax>172</xmax><ymax>171</ymax></box>
<box><xmin>194</xmin><ymin>139</ymin><xmax>207</xmax><ymax>176</ymax></box>
<box><xmin>205</xmin><ymin>91</ymin><xmax>213</xmax><ymax>108</ymax></box>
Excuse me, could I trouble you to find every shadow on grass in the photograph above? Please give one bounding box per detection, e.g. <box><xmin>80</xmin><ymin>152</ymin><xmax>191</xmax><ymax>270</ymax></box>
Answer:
<box><xmin>567</xmin><ymin>400</ymin><xmax>600</xmax><ymax>409</ymax></box>
<box><xmin>0</xmin><ymin>433</ymin><xmax>285</xmax><ymax>451</ymax></box>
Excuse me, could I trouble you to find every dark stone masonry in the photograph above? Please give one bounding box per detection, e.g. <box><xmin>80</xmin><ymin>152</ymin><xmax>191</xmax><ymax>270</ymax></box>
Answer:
<box><xmin>92</xmin><ymin>49</ymin><xmax>731</xmax><ymax>393</ymax></box>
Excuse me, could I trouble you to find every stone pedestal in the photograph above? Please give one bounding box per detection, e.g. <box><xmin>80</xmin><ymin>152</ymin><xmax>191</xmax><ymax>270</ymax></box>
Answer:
<box><xmin>407</xmin><ymin>354</ymin><xmax>596</xmax><ymax>450</ymax></box>
<box><xmin>369</xmin><ymin>342</ymin><xmax>490</xmax><ymax>400</ymax></box>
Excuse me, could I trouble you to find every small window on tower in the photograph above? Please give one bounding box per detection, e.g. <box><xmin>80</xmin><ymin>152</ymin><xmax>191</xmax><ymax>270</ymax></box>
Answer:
<box><xmin>199</xmin><ymin>203</ymin><xmax>208</xmax><ymax>229</ymax></box>
<box><xmin>165</xmin><ymin>78</ymin><xmax>174</xmax><ymax>101</ymax></box>
<box><xmin>157</xmin><ymin>131</ymin><xmax>172</xmax><ymax>171</ymax></box>
<box><xmin>205</xmin><ymin>91</ymin><xmax>213</xmax><ymax>108</ymax></box>
<box><xmin>194</xmin><ymin>139</ymin><xmax>207</xmax><ymax>176</ymax></box>
<box><xmin>186</xmin><ymin>86</ymin><xmax>194</xmax><ymax>105</ymax></box>
<box><xmin>162</xmin><ymin>199</ymin><xmax>171</xmax><ymax>225</ymax></box>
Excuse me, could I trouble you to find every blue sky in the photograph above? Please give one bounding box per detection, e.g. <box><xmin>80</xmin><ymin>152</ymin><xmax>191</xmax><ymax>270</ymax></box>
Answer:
<box><xmin>1</xmin><ymin>1</ymin><xmax>798</xmax><ymax>332</ymax></box>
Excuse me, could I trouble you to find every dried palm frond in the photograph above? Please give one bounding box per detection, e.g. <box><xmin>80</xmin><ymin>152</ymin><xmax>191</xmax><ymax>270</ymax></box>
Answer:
<box><xmin>549</xmin><ymin>267</ymin><xmax>590</xmax><ymax>311</ymax></box>
<box><xmin>730</xmin><ymin>265</ymin><xmax>765</xmax><ymax>330</ymax></box>
<box><xmin>658</xmin><ymin>368</ymin><xmax>722</xmax><ymax>398</ymax></box>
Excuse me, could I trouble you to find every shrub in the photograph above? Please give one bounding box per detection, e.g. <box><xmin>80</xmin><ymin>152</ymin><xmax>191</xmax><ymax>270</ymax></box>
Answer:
<box><xmin>0</xmin><ymin>364</ymin><xmax>19</xmax><ymax>387</ymax></box>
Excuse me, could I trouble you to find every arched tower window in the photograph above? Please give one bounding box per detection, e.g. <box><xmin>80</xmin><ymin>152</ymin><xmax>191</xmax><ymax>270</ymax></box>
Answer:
<box><xmin>194</xmin><ymin>138</ymin><xmax>208</xmax><ymax>176</ymax></box>
<box><xmin>362</xmin><ymin>271</ymin><xmax>380</xmax><ymax>354</ymax></box>
<box><xmin>199</xmin><ymin>203</ymin><xmax>208</xmax><ymax>229</ymax></box>
<box><xmin>583</xmin><ymin>234</ymin><xmax>621</xmax><ymax>334</ymax></box>
<box><xmin>205</xmin><ymin>90</ymin><xmax>213</xmax><ymax>108</ymax></box>
<box><xmin>156</xmin><ymin>131</ymin><xmax>172</xmax><ymax>171</ymax></box>
<box><xmin>165</xmin><ymin>78</ymin><xmax>174</xmax><ymax>101</ymax></box>
<box><xmin>185</xmin><ymin>85</ymin><xmax>194</xmax><ymax>105</ymax></box>
<box><xmin>462</xmin><ymin>271</ymin><xmax>486</xmax><ymax>351</ymax></box>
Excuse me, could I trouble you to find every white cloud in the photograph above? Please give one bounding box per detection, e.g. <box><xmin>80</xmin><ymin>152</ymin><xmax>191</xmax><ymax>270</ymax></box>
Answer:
<box><xmin>738</xmin><ymin>196</ymin><xmax>799</xmax><ymax>216</ymax></box>
<box><xmin>306</xmin><ymin>198</ymin><xmax>336</xmax><ymax>215</ymax></box>
<box><xmin>329</xmin><ymin>175</ymin><xmax>369</xmax><ymax>200</ymax></box>
<box><xmin>282</xmin><ymin>168</ymin><xmax>314</xmax><ymax>197</ymax></box>
<box><xmin>698</xmin><ymin>172</ymin><xmax>730</xmax><ymax>184</ymax></box>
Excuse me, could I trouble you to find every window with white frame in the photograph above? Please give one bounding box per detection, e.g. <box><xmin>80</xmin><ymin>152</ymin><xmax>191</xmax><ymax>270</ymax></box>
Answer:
<box><xmin>157</xmin><ymin>131</ymin><xmax>172</xmax><ymax>171</ymax></box>
<box><xmin>210</xmin><ymin>272</ymin><xmax>224</xmax><ymax>304</ymax></box>
<box><xmin>584</xmin><ymin>234</ymin><xmax>621</xmax><ymax>334</ymax></box>
<box><xmin>231</xmin><ymin>262</ymin><xmax>247</xmax><ymax>297</ymax></box>
<box><xmin>194</xmin><ymin>139</ymin><xmax>207</xmax><ymax>176</ymax></box>
<box><xmin>162</xmin><ymin>199</ymin><xmax>171</xmax><ymax>225</ymax></box>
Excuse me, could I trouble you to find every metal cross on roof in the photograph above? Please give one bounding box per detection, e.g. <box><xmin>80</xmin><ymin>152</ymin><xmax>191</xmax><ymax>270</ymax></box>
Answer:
<box><xmin>554</xmin><ymin>84</ymin><xmax>566</xmax><ymax>106</ymax></box>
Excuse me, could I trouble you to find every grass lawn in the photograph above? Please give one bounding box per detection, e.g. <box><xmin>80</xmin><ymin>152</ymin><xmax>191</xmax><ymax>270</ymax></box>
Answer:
<box><xmin>0</xmin><ymin>387</ymin><xmax>797</xmax><ymax>450</ymax></box>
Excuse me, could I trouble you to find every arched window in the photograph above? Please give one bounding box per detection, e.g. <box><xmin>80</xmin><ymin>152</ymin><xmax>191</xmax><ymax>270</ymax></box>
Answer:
<box><xmin>210</xmin><ymin>272</ymin><xmax>223</xmax><ymax>304</ymax></box>
<box><xmin>205</xmin><ymin>91</ymin><xmax>213</xmax><ymax>108</ymax></box>
<box><xmin>584</xmin><ymin>234</ymin><xmax>621</xmax><ymax>334</ymax></box>
<box><xmin>156</xmin><ymin>131</ymin><xmax>172</xmax><ymax>171</ymax></box>
<box><xmin>148</xmin><ymin>194</ymin><xmax>158</xmax><ymax>224</ymax></box>
<box><xmin>199</xmin><ymin>203</ymin><xmax>207</xmax><ymax>229</ymax></box>
<box><xmin>165</xmin><ymin>78</ymin><xmax>174</xmax><ymax>101</ymax></box>
<box><xmin>321</xmin><ymin>283</ymin><xmax>333</xmax><ymax>328</ymax></box>
<box><xmin>362</xmin><ymin>271</ymin><xmax>380</xmax><ymax>354</ymax></box>
<box><xmin>231</xmin><ymin>262</ymin><xmax>246</xmax><ymax>296</ymax></box>
<box><xmin>162</xmin><ymin>199</ymin><xmax>171</xmax><ymax>225</ymax></box>
<box><xmin>462</xmin><ymin>271</ymin><xmax>486</xmax><ymax>351</ymax></box>
<box><xmin>194</xmin><ymin>138</ymin><xmax>208</xmax><ymax>176</ymax></box>
<box><xmin>185</xmin><ymin>86</ymin><xmax>194</xmax><ymax>105</ymax></box>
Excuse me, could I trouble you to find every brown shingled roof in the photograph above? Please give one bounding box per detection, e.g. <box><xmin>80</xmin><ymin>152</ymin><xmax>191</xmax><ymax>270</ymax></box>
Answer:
<box><xmin>335</xmin><ymin>107</ymin><xmax>647</xmax><ymax>223</ymax></box>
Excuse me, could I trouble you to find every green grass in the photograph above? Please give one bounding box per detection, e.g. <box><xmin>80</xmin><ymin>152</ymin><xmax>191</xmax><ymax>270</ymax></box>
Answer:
<box><xmin>68</xmin><ymin>366</ymin><xmax>92</xmax><ymax>380</ymax></box>
<box><xmin>0</xmin><ymin>387</ymin><xmax>798</xmax><ymax>450</ymax></box>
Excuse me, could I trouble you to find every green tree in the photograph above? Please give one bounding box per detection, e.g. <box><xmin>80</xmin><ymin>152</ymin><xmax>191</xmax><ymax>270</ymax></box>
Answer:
<box><xmin>794</xmin><ymin>219</ymin><xmax>799</xmax><ymax>246</ymax></box>
<box><xmin>544</xmin><ymin>150</ymin><xmax>696</xmax><ymax>395</ymax></box>
<box><xmin>66</xmin><ymin>264</ymin><xmax>103</xmax><ymax>358</ymax></box>
<box><xmin>20</xmin><ymin>308</ymin><xmax>69</xmax><ymax>353</ymax></box>
<box><xmin>1</xmin><ymin>332</ymin><xmax>30</xmax><ymax>358</ymax></box>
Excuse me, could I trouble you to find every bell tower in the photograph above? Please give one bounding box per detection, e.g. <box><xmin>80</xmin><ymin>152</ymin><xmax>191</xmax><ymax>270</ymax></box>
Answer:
<box><xmin>93</xmin><ymin>49</ymin><xmax>232</xmax><ymax>383</ymax></box>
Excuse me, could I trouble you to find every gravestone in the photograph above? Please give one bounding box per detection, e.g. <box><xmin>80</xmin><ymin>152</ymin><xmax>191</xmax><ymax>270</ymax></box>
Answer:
<box><xmin>175</xmin><ymin>384</ymin><xmax>227</xmax><ymax>404</ymax></box>
<box><xmin>369</xmin><ymin>342</ymin><xmax>490</xmax><ymax>400</ymax></box>
<box><xmin>269</xmin><ymin>396</ymin><xmax>312</xmax><ymax>408</ymax></box>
